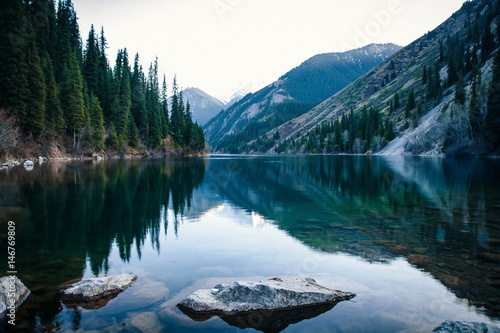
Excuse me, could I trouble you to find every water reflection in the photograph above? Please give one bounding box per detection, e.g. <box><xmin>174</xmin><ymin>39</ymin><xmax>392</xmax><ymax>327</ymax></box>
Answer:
<box><xmin>202</xmin><ymin>156</ymin><xmax>500</xmax><ymax>318</ymax></box>
<box><xmin>0</xmin><ymin>155</ymin><xmax>499</xmax><ymax>331</ymax></box>
<box><xmin>0</xmin><ymin>159</ymin><xmax>206</xmax><ymax>327</ymax></box>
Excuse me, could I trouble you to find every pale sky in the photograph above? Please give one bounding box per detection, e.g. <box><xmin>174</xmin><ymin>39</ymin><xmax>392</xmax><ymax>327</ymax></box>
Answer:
<box><xmin>72</xmin><ymin>0</ymin><xmax>466</xmax><ymax>99</ymax></box>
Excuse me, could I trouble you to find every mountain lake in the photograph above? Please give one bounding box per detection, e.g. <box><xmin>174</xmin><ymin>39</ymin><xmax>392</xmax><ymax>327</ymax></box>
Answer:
<box><xmin>1</xmin><ymin>155</ymin><xmax>500</xmax><ymax>332</ymax></box>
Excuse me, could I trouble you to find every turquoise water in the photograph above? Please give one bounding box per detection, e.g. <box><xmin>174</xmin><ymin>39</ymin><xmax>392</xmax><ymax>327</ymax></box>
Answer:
<box><xmin>0</xmin><ymin>155</ymin><xmax>499</xmax><ymax>332</ymax></box>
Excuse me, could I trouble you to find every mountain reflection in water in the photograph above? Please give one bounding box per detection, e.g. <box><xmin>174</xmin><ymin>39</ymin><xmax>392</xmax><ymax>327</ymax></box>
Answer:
<box><xmin>0</xmin><ymin>155</ymin><xmax>499</xmax><ymax>331</ymax></box>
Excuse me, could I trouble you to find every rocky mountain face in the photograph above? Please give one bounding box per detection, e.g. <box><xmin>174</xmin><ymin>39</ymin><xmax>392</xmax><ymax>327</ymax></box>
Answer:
<box><xmin>204</xmin><ymin>43</ymin><xmax>401</xmax><ymax>149</ymax></box>
<box><xmin>261</xmin><ymin>0</ymin><xmax>499</xmax><ymax>156</ymax></box>
<box><xmin>175</xmin><ymin>87</ymin><xmax>226</xmax><ymax>126</ymax></box>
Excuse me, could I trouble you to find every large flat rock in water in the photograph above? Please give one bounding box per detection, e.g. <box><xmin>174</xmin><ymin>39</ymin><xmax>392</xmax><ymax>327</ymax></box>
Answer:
<box><xmin>178</xmin><ymin>277</ymin><xmax>355</xmax><ymax>314</ymax></box>
<box><xmin>58</xmin><ymin>273</ymin><xmax>137</xmax><ymax>309</ymax></box>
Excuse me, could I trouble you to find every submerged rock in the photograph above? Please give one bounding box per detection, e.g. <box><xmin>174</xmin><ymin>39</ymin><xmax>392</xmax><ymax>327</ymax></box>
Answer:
<box><xmin>406</xmin><ymin>254</ymin><xmax>432</xmax><ymax>267</ymax></box>
<box><xmin>0</xmin><ymin>276</ymin><xmax>31</xmax><ymax>322</ymax></box>
<box><xmin>58</xmin><ymin>273</ymin><xmax>137</xmax><ymax>309</ymax></box>
<box><xmin>178</xmin><ymin>277</ymin><xmax>355</xmax><ymax>314</ymax></box>
<box><xmin>432</xmin><ymin>320</ymin><xmax>500</xmax><ymax>332</ymax></box>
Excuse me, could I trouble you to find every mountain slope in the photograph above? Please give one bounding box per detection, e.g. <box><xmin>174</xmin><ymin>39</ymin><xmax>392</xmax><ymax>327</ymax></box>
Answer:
<box><xmin>175</xmin><ymin>87</ymin><xmax>226</xmax><ymax>126</ymax></box>
<box><xmin>204</xmin><ymin>43</ymin><xmax>401</xmax><ymax>149</ymax></box>
<box><xmin>267</xmin><ymin>0</ymin><xmax>499</xmax><ymax>156</ymax></box>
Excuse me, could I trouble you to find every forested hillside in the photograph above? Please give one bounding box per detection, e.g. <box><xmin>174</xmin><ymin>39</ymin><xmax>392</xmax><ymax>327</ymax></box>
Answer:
<box><xmin>0</xmin><ymin>0</ymin><xmax>205</xmax><ymax>160</ymax></box>
<box><xmin>268</xmin><ymin>0</ymin><xmax>500</xmax><ymax>156</ymax></box>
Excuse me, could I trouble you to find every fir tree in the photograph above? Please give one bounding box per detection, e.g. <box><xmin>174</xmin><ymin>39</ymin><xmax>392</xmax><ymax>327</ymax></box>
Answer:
<box><xmin>131</xmin><ymin>53</ymin><xmax>147</xmax><ymax>133</ymax></box>
<box><xmin>183</xmin><ymin>99</ymin><xmax>194</xmax><ymax>147</ymax></box>
<box><xmin>0</xmin><ymin>0</ymin><xmax>29</xmax><ymax>113</ymax></box>
<box><xmin>84</xmin><ymin>25</ymin><xmax>99</xmax><ymax>96</ymax></box>
<box><xmin>383</xmin><ymin>119</ymin><xmax>395</xmax><ymax>141</ymax></box>
<box><xmin>394</xmin><ymin>92</ymin><xmax>400</xmax><ymax>109</ymax></box>
<box><xmin>455</xmin><ymin>72</ymin><xmax>466</xmax><ymax>104</ymax></box>
<box><xmin>161</xmin><ymin>75</ymin><xmax>169</xmax><ymax>138</ymax></box>
<box><xmin>88</xmin><ymin>94</ymin><xmax>105</xmax><ymax>150</ymax></box>
<box><xmin>128</xmin><ymin>117</ymin><xmax>139</xmax><ymax>148</ymax></box>
<box><xmin>43</xmin><ymin>59</ymin><xmax>65</xmax><ymax>136</ymax></box>
<box><xmin>60</xmin><ymin>50</ymin><xmax>85</xmax><ymax>145</ymax></box>
<box><xmin>481</xmin><ymin>22</ymin><xmax>494</xmax><ymax>63</ymax></box>
<box><xmin>23</xmin><ymin>38</ymin><xmax>46</xmax><ymax>136</ymax></box>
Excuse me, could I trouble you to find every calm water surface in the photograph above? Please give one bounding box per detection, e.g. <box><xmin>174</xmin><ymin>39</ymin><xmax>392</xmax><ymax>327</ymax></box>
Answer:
<box><xmin>0</xmin><ymin>155</ymin><xmax>500</xmax><ymax>332</ymax></box>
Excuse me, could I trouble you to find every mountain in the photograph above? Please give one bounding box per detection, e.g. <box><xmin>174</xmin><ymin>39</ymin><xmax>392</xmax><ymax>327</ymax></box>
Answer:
<box><xmin>218</xmin><ymin>82</ymin><xmax>267</xmax><ymax>107</ymax></box>
<box><xmin>263</xmin><ymin>0</ymin><xmax>500</xmax><ymax>156</ymax></box>
<box><xmin>204</xmin><ymin>43</ymin><xmax>402</xmax><ymax>151</ymax></box>
<box><xmin>175</xmin><ymin>87</ymin><xmax>226</xmax><ymax>126</ymax></box>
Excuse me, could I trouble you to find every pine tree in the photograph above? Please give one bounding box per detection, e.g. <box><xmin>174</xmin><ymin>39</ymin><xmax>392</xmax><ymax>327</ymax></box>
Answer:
<box><xmin>0</xmin><ymin>0</ymin><xmax>29</xmax><ymax>113</ymax></box>
<box><xmin>439</xmin><ymin>40</ymin><xmax>445</xmax><ymax>62</ymax></box>
<box><xmin>455</xmin><ymin>72</ymin><xmax>466</xmax><ymax>104</ymax></box>
<box><xmin>128</xmin><ymin>117</ymin><xmax>139</xmax><ymax>148</ymax></box>
<box><xmin>481</xmin><ymin>22</ymin><xmax>494</xmax><ymax>63</ymax></box>
<box><xmin>394</xmin><ymin>92</ymin><xmax>400</xmax><ymax>109</ymax></box>
<box><xmin>170</xmin><ymin>76</ymin><xmax>182</xmax><ymax>143</ymax></box>
<box><xmin>408</xmin><ymin>90</ymin><xmax>416</xmax><ymax>110</ymax></box>
<box><xmin>161</xmin><ymin>75</ymin><xmax>169</xmax><ymax>138</ymax></box>
<box><xmin>145</xmin><ymin>60</ymin><xmax>161</xmax><ymax>147</ymax></box>
<box><xmin>117</xmin><ymin>49</ymin><xmax>131</xmax><ymax>140</ymax></box>
<box><xmin>383</xmin><ymin>119</ymin><xmax>395</xmax><ymax>141</ymax></box>
<box><xmin>88</xmin><ymin>94</ymin><xmax>105</xmax><ymax>150</ymax></box>
<box><xmin>60</xmin><ymin>50</ymin><xmax>85</xmax><ymax>145</ymax></box>
<box><xmin>131</xmin><ymin>53</ymin><xmax>147</xmax><ymax>134</ymax></box>
<box><xmin>84</xmin><ymin>25</ymin><xmax>99</xmax><ymax>96</ymax></box>
<box><xmin>183</xmin><ymin>100</ymin><xmax>194</xmax><ymax>147</ymax></box>
<box><xmin>423</xmin><ymin>66</ymin><xmax>428</xmax><ymax>84</ymax></box>
<box><xmin>23</xmin><ymin>38</ymin><xmax>46</xmax><ymax>136</ymax></box>
<box><xmin>43</xmin><ymin>59</ymin><xmax>65</xmax><ymax>136</ymax></box>
<box><xmin>107</xmin><ymin>122</ymin><xmax>119</xmax><ymax>150</ymax></box>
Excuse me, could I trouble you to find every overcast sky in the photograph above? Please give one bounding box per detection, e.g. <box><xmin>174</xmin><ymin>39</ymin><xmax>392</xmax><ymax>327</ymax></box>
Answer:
<box><xmin>71</xmin><ymin>0</ymin><xmax>466</xmax><ymax>99</ymax></box>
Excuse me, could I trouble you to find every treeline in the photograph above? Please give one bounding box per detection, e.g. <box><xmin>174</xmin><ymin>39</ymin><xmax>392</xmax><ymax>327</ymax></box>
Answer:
<box><xmin>216</xmin><ymin>101</ymin><xmax>315</xmax><ymax>153</ymax></box>
<box><xmin>277</xmin><ymin>107</ymin><xmax>395</xmax><ymax>154</ymax></box>
<box><xmin>0</xmin><ymin>0</ymin><xmax>204</xmax><ymax>156</ymax></box>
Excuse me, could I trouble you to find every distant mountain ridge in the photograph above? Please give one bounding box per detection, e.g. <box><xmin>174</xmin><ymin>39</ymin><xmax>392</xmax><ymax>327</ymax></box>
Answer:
<box><xmin>172</xmin><ymin>87</ymin><xmax>225</xmax><ymax>126</ymax></box>
<box><xmin>204</xmin><ymin>43</ymin><xmax>402</xmax><ymax>150</ymax></box>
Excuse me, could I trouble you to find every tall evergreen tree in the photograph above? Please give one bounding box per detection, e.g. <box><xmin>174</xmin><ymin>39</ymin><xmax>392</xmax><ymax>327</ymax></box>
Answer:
<box><xmin>161</xmin><ymin>75</ymin><xmax>169</xmax><ymax>138</ymax></box>
<box><xmin>116</xmin><ymin>49</ymin><xmax>131</xmax><ymax>140</ymax></box>
<box><xmin>23</xmin><ymin>37</ymin><xmax>46</xmax><ymax>136</ymax></box>
<box><xmin>131</xmin><ymin>53</ymin><xmax>147</xmax><ymax>134</ymax></box>
<box><xmin>88</xmin><ymin>94</ymin><xmax>105</xmax><ymax>150</ymax></box>
<box><xmin>481</xmin><ymin>22</ymin><xmax>494</xmax><ymax>63</ymax></box>
<box><xmin>60</xmin><ymin>50</ymin><xmax>85</xmax><ymax>145</ymax></box>
<box><xmin>84</xmin><ymin>25</ymin><xmax>99</xmax><ymax>96</ymax></box>
<box><xmin>170</xmin><ymin>75</ymin><xmax>182</xmax><ymax>144</ymax></box>
<box><xmin>183</xmin><ymin>100</ymin><xmax>194</xmax><ymax>147</ymax></box>
<box><xmin>43</xmin><ymin>59</ymin><xmax>65</xmax><ymax>136</ymax></box>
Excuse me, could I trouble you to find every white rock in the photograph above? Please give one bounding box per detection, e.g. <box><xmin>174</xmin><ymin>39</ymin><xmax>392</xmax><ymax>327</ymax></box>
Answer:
<box><xmin>59</xmin><ymin>273</ymin><xmax>137</xmax><ymax>302</ymax></box>
<box><xmin>178</xmin><ymin>277</ymin><xmax>355</xmax><ymax>313</ymax></box>
<box><xmin>432</xmin><ymin>320</ymin><xmax>500</xmax><ymax>333</ymax></box>
<box><xmin>0</xmin><ymin>276</ymin><xmax>30</xmax><ymax>322</ymax></box>
<box><xmin>23</xmin><ymin>160</ymin><xmax>34</xmax><ymax>166</ymax></box>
